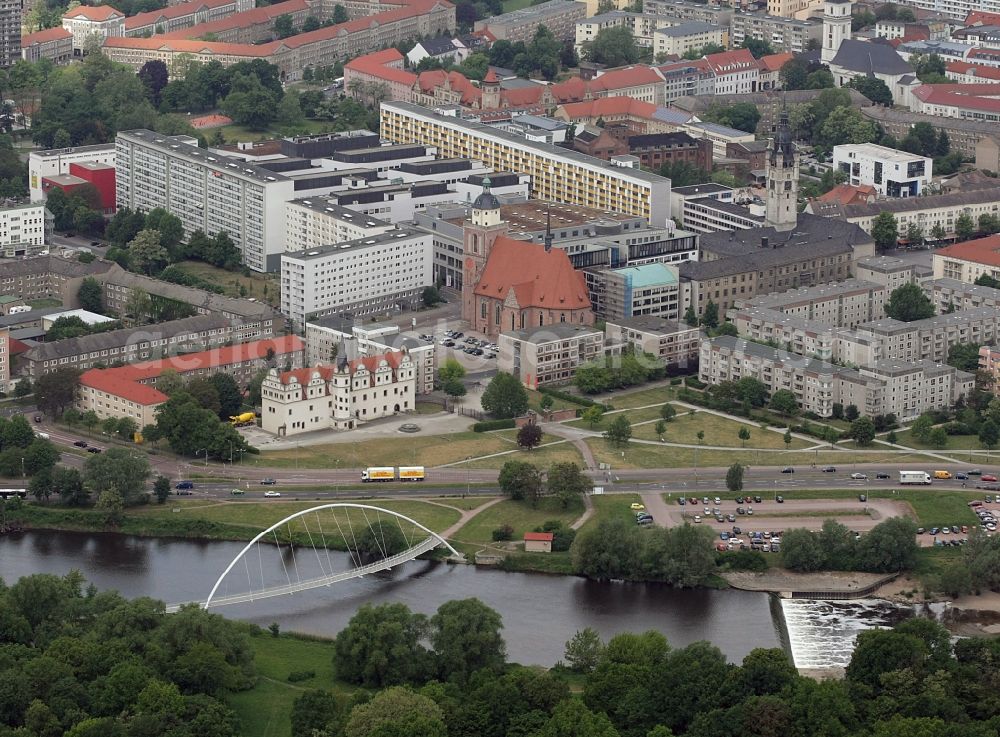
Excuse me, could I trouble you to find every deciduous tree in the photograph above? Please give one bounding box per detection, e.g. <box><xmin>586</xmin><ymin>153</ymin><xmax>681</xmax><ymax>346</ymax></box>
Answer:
<box><xmin>430</xmin><ymin>598</ymin><xmax>506</xmax><ymax>683</ymax></box>
<box><xmin>481</xmin><ymin>372</ymin><xmax>528</xmax><ymax>419</ymax></box>
<box><xmin>885</xmin><ymin>283</ymin><xmax>935</xmax><ymax>322</ymax></box>
<box><xmin>547</xmin><ymin>461</ymin><xmax>589</xmax><ymax>508</ymax></box>
<box><xmin>516</xmin><ymin>423</ymin><xmax>542</xmax><ymax>451</ymax></box>
<box><xmin>726</xmin><ymin>463</ymin><xmax>744</xmax><ymax>492</ymax></box>
<box><xmin>333</xmin><ymin>603</ymin><xmax>431</xmax><ymax>688</ymax></box>
<box><xmin>603</xmin><ymin>415</ymin><xmax>632</xmax><ymax>446</ymax></box>
<box><xmin>498</xmin><ymin>460</ymin><xmax>542</xmax><ymax>502</ymax></box>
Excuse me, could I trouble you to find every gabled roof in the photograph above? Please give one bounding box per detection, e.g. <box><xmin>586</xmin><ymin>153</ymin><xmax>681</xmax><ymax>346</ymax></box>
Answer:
<box><xmin>346</xmin><ymin>48</ymin><xmax>418</xmax><ymax>86</ymax></box>
<box><xmin>946</xmin><ymin>60</ymin><xmax>1000</xmax><ymax>81</ymax></box>
<box><xmin>80</xmin><ymin>336</ymin><xmax>304</xmax><ymax>406</ymax></box>
<box><xmin>759</xmin><ymin>52</ymin><xmax>793</xmax><ymax>72</ymax></box>
<box><xmin>524</xmin><ymin>532</ymin><xmax>554</xmax><ymax>542</ymax></box>
<box><xmin>705</xmin><ymin>48</ymin><xmax>759</xmax><ymax>75</ymax></box>
<box><xmin>159</xmin><ymin>0</ymin><xmax>309</xmax><ymax>39</ymax></box>
<box><xmin>934</xmin><ymin>234</ymin><xmax>1000</xmax><ymax>267</ymax></box>
<box><xmin>590</xmin><ymin>65</ymin><xmax>664</xmax><ymax>90</ymax></box>
<box><xmin>64</xmin><ymin>5</ymin><xmax>123</xmax><ymax>21</ymax></box>
<box><xmin>474</xmin><ymin>236</ymin><xmax>591</xmax><ymax>311</ymax></box>
<box><xmin>557</xmin><ymin>96</ymin><xmax>657</xmax><ymax>120</ymax></box>
<box><xmin>22</xmin><ymin>27</ymin><xmax>72</xmax><ymax>44</ymax></box>
<box><xmin>125</xmin><ymin>0</ymin><xmax>236</xmax><ymax>30</ymax></box>
<box><xmin>913</xmin><ymin>83</ymin><xmax>1000</xmax><ymax>113</ymax></box>
<box><xmin>416</xmin><ymin>36</ymin><xmax>464</xmax><ymax>56</ymax></box>
<box><xmin>830</xmin><ymin>39</ymin><xmax>914</xmax><ymax>76</ymax></box>
<box><xmin>816</xmin><ymin>183</ymin><xmax>877</xmax><ymax>205</ymax></box>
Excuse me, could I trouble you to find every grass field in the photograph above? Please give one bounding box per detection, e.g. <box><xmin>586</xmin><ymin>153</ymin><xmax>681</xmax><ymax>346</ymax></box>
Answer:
<box><xmin>131</xmin><ymin>498</ymin><xmax>462</xmax><ymax>538</ymax></box>
<box><xmin>414</xmin><ymin>401</ymin><xmax>445</xmax><ymax>415</ymax></box>
<box><xmin>894</xmin><ymin>430</ymin><xmax>1000</xmax><ymax>465</ymax></box>
<box><xmin>176</xmin><ymin>261</ymin><xmax>280</xmax><ymax>307</ymax></box>
<box><xmin>525</xmin><ymin>389</ymin><xmax>581</xmax><ymax>413</ymax></box>
<box><xmin>501</xmin><ymin>0</ymin><xmax>534</xmax><ymax>10</ymax></box>
<box><xmin>228</xmin><ymin>633</ymin><xmax>344</xmax><ymax>737</ymax></box>
<box><xmin>607</xmin><ymin>385</ymin><xmax>676</xmax><ymax>409</ymax></box>
<box><xmin>452</xmin><ymin>497</ymin><xmax>583</xmax><ymax>545</ymax></box>
<box><xmin>761</xmin><ymin>487</ymin><xmax>983</xmax><ymax>527</ymax></box>
<box><xmin>466</xmin><ymin>436</ymin><xmax>585</xmax><ymax>470</ymax></box>
<box><xmin>632</xmin><ymin>411</ymin><xmax>812</xmax><ymax>449</ymax></box>
<box><xmin>565</xmin><ymin>404</ymin><xmax>670</xmax><ymax>430</ymax></box>
<box><xmin>260</xmin><ymin>432</ymin><xmax>510</xmax><ymax>469</ymax></box>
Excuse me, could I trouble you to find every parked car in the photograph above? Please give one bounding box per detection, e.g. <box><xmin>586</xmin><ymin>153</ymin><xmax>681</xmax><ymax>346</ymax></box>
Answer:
<box><xmin>677</xmin><ymin>497</ymin><xmax>686</xmax><ymax>506</ymax></box>
<box><xmin>630</xmin><ymin>503</ymin><xmax>645</xmax><ymax>510</ymax></box>
<box><xmin>983</xmin><ymin>474</ymin><xmax>998</xmax><ymax>482</ymax></box>
<box><xmin>957</xmin><ymin>472</ymin><xmax>969</xmax><ymax>480</ymax></box>
<box><xmin>753</xmin><ymin>496</ymin><xmax>762</xmax><ymax>503</ymax></box>
<box><xmin>859</xmin><ymin>494</ymin><xmax>867</xmax><ymax>502</ymax></box>
<box><xmin>735</xmin><ymin>496</ymin><xmax>744</xmax><ymax>504</ymax></box>
<box><xmin>776</xmin><ymin>495</ymin><xmax>784</xmax><ymax>503</ymax></box>
<box><xmin>693</xmin><ymin>515</ymin><xmax>702</xmax><ymax>523</ymax></box>
<box><xmin>33</xmin><ymin>415</ymin><xmax>42</xmax><ymax>423</ymax></box>
<box><xmin>969</xmin><ymin>469</ymin><xmax>983</xmax><ymax>476</ymax></box>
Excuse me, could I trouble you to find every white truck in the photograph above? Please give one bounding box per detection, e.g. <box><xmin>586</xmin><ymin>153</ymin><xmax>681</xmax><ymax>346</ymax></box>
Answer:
<box><xmin>361</xmin><ymin>467</ymin><xmax>396</xmax><ymax>482</ymax></box>
<box><xmin>899</xmin><ymin>471</ymin><xmax>932</xmax><ymax>485</ymax></box>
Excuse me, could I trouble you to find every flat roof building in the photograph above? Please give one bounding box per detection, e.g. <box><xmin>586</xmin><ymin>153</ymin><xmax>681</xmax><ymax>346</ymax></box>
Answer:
<box><xmin>833</xmin><ymin>143</ymin><xmax>933</xmax><ymax>198</ymax></box>
<box><xmin>498</xmin><ymin>323</ymin><xmax>604</xmax><ymax>388</ymax></box>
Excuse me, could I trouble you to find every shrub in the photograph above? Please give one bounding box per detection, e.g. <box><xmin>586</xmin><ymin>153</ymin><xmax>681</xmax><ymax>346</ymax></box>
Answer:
<box><xmin>492</xmin><ymin>524</ymin><xmax>514</xmax><ymax>542</ymax></box>
<box><xmin>718</xmin><ymin>549</ymin><xmax>768</xmax><ymax>572</ymax></box>
<box><xmin>538</xmin><ymin>387</ymin><xmax>609</xmax><ymax>410</ymax></box>
<box><xmin>472</xmin><ymin>419</ymin><xmax>516</xmax><ymax>432</ymax></box>
<box><xmin>684</xmin><ymin>376</ymin><xmax>706</xmax><ymax>389</ymax></box>
<box><xmin>287</xmin><ymin>670</ymin><xmax>316</xmax><ymax>683</ymax></box>
<box><xmin>669</xmin><ymin>377</ymin><xmax>682</xmax><ymax>386</ymax></box>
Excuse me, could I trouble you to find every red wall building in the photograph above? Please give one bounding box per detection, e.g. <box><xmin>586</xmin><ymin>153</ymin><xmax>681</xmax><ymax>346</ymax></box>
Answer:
<box><xmin>41</xmin><ymin>161</ymin><xmax>116</xmax><ymax>214</ymax></box>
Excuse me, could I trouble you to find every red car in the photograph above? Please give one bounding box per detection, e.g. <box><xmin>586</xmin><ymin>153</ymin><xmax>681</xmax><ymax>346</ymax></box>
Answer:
<box><xmin>983</xmin><ymin>475</ymin><xmax>998</xmax><ymax>482</ymax></box>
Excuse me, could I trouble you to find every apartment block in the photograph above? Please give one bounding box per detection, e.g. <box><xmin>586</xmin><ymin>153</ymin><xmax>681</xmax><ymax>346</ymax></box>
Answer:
<box><xmin>0</xmin><ymin>0</ymin><xmax>20</xmax><ymax>67</ymax></box>
<box><xmin>979</xmin><ymin>345</ymin><xmax>1000</xmax><ymax>384</ymax></box>
<box><xmin>285</xmin><ymin>198</ymin><xmax>396</xmax><ymax>253</ymax></box>
<box><xmin>498</xmin><ymin>324</ymin><xmax>604</xmax><ymax>389</ymax></box>
<box><xmin>932</xmin><ymin>234</ymin><xmax>1000</xmax><ymax>283</ymax></box>
<box><xmin>0</xmin><ymin>202</ymin><xmax>48</xmax><ymax>256</ymax></box>
<box><xmin>23</xmin><ymin>314</ymin><xmax>236</xmax><ymax>379</ymax></box>
<box><xmin>644</xmin><ymin>0</ymin><xmax>733</xmax><ymax>25</ymax></box>
<box><xmin>653</xmin><ymin>21</ymin><xmax>726</xmax><ymax>58</ymax></box>
<box><xmin>475</xmin><ymin>0</ymin><xmax>586</xmax><ymax>44</ymax></box>
<box><xmin>379</xmin><ymin>102</ymin><xmax>672</xmax><ymax>227</ymax></box>
<box><xmin>305</xmin><ymin>316</ymin><xmax>435</xmax><ymax>395</ymax></box>
<box><xmin>855</xmin><ymin>255</ymin><xmax>922</xmax><ymax>291</ymax></box>
<box><xmin>578</xmin><ymin>11</ymin><xmax>682</xmax><ymax>51</ymax></box>
<box><xmin>923</xmin><ymin>276</ymin><xmax>1000</xmax><ymax>313</ymax></box>
<box><xmin>858</xmin><ymin>308</ymin><xmax>1000</xmax><ymax>364</ymax></box>
<box><xmin>833</xmin><ymin>143</ymin><xmax>933</xmax><ymax>197</ymax></box>
<box><xmin>115</xmin><ymin>130</ymin><xmax>301</xmax><ymax>272</ymax></box>
<box><xmin>730</xmin><ymin>11</ymin><xmax>822</xmax><ymax>54</ymax></box>
<box><xmin>20</xmin><ymin>27</ymin><xmax>73</xmax><ymax>64</ymax></box>
<box><xmin>741</xmin><ymin>279</ymin><xmax>887</xmax><ymax>328</ymax></box>
<box><xmin>699</xmin><ymin>335</ymin><xmax>972</xmax><ymax>420</ymax></box>
<box><xmin>604</xmin><ymin>316</ymin><xmax>701</xmax><ymax>369</ymax></box>
<box><xmin>0</xmin><ymin>255</ymin><xmax>112</xmax><ymax>306</ymax></box>
<box><xmin>280</xmin><ymin>228</ymin><xmax>433</xmax><ymax>330</ymax></box>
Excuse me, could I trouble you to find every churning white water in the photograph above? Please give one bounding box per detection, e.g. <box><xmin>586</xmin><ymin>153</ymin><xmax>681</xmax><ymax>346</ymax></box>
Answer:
<box><xmin>779</xmin><ymin>598</ymin><xmax>938</xmax><ymax>669</ymax></box>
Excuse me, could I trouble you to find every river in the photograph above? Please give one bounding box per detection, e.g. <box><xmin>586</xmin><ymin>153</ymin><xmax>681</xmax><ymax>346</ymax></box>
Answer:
<box><xmin>0</xmin><ymin>530</ymin><xmax>921</xmax><ymax>668</ymax></box>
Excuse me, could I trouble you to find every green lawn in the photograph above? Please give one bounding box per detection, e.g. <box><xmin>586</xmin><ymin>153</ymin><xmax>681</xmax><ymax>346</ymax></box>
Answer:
<box><xmin>564</xmin><ymin>404</ymin><xmax>669</xmax><ymax>430</ymax></box>
<box><xmin>577</xmin><ymin>493</ymin><xmax>644</xmax><ymax>533</ymax></box>
<box><xmin>260</xmin><ymin>432</ymin><xmax>509</xmax><ymax>469</ymax></box>
<box><xmin>526</xmin><ymin>389</ymin><xmax>580</xmax><ymax>413</ymax></box>
<box><xmin>894</xmin><ymin>430</ymin><xmax>1000</xmax><ymax>464</ymax></box>
<box><xmin>765</xmin><ymin>487</ymin><xmax>983</xmax><ymax>527</ymax></box>
<box><xmin>216</xmin><ymin>119</ymin><xmax>333</xmax><ymax>145</ymax></box>
<box><xmin>414</xmin><ymin>401</ymin><xmax>445</xmax><ymax>415</ymax></box>
<box><xmin>501</xmin><ymin>0</ymin><xmax>534</xmax><ymax>10</ymax></box>
<box><xmin>228</xmin><ymin>632</ymin><xmax>346</xmax><ymax>737</ymax></box>
<box><xmin>452</xmin><ymin>497</ymin><xmax>583</xmax><ymax>545</ymax></box>
<box><xmin>27</xmin><ymin>298</ymin><xmax>62</xmax><ymax>309</ymax></box>
<box><xmin>466</xmin><ymin>435</ymin><xmax>585</xmax><ymax>470</ymax></box>
<box><xmin>131</xmin><ymin>498</ymin><xmax>462</xmax><ymax>537</ymax></box>
<box><xmin>175</xmin><ymin>261</ymin><xmax>280</xmax><ymax>307</ymax></box>
<box><xmin>606</xmin><ymin>385</ymin><xmax>677</xmax><ymax>409</ymax></box>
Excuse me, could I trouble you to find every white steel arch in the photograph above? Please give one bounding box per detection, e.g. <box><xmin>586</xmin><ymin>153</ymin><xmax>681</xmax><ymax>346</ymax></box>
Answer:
<box><xmin>203</xmin><ymin>502</ymin><xmax>462</xmax><ymax>609</ymax></box>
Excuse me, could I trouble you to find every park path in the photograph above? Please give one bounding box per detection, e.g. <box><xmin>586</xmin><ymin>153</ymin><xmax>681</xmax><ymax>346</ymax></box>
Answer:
<box><xmin>441</xmin><ymin>496</ymin><xmax>504</xmax><ymax>539</ymax></box>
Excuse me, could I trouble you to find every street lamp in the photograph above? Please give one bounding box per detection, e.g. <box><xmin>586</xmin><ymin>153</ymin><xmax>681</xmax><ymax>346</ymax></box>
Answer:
<box><xmin>465</xmin><ymin>456</ymin><xmax>471</xmax><ymax>499</ymax></box>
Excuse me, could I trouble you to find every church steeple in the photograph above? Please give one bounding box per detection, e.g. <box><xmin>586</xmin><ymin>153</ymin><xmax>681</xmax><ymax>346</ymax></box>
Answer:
<box><xmin>765</xmin><ymin>102</ymin><xmax>799</xmax><ymax>231</ymax></box>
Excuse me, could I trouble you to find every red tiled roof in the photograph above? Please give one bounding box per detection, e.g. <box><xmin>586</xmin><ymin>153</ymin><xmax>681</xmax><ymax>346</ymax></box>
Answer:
<box><xmin>659</xmin><ymin>57</ymin><xmax>712</xmax><ymax>74</ymax></box>
<box><xmin>160</xmin><ymin>0</ymin><xmax>308</xmax><ymax>39</ymax></box>
<box><xmin>590</xmin><ymin>65</ymin><xmax>663</xmax><ymax>91</ymax></box>
<box><xmin>484</xmin><ymin>69</ymin><xmax>498</xmax><ymax>83</ymax></box>
<box><xmin>21</xmin><ymin>27</ymin><xmax>72</xmax><ymax>44</ymax></box>
<box><xmin>346</xmin><ymin>49</ymin><xmax>417</xmax><ymax>86</ymax></box>
<box><xmin>816</xmin><ymin>183</ymin><xmax>877</xmax><ymax>205</ymax></box>
<box><xmin>557</xmin><ymin>96</ymin><xmax>657</xmax><ymax>120</ymax></box>
<box><xmin>934</xmin><ymin>235</ymin><xmax>1000</xmax><ymax>267</ymax></box>
<box><xmin>946</xmin><ymin>60</ymin><xmax>1000</xmax><ymax>81</ymax></box>
<box><xmin>705</xmin><ymin>48</ymin><xmax>758</xmax><ymax>75</ymax></box>
<box><xmin>524</xmin><ymin>532</ymin><xmax>553</xmax><ymax>542</ymax></box>
<box><xmin>501</xmin><ymin>85</ymin><xmax>544</xmax><ymax>107</ymax></box>
<box><xmin>103</xmin><ymin>35</ymin><xmax>277</xmax><ymax>56</ymax></box>
<box><xmin>125</xmin><ymin>0</ymin><xmax>238</xmax><ymax>29</ymax></box>
<box><xmin>913</xmin><ymin>83</ymin><xmax>1000</xmax><ymax>113</ymax></box>
<box><xmin>64</xmin><ymin>5</ymin><xmax>123</xmax><ymax>20</ymax></box>
<box><xmin>474</xmin><ymin>237</ymin><xmax>591</xmax><ymax>310</ymax></box>
<box><xmin>966</xmin><ymin>11</ymin><xmax>1000</xmax><ymax>25</ymax></box>
<box><xmin>758</xmin><ymin>52</ymin><xmax>793</xmax><ymax>72</ymax></box>
<box><xmin>80</xmin><ymin>336</ymin><xmax>304</xmax><ymax>406</ymax></box>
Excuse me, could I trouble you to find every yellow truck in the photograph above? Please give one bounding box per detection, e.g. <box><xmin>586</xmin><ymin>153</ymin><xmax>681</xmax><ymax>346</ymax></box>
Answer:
<box><xmin>398</xmin><ymin>466</ymin><xmax>426</xmax><ymax>482</ymax></box>
<box><xmin>229</xmin><ymin>412</ymin><xmax>256</xmax><ymax>427</ymax></box>
<box><xmin>934</xmin><ymin>470</ymin><xmax>953</xmax><ymax>480</ymax></box>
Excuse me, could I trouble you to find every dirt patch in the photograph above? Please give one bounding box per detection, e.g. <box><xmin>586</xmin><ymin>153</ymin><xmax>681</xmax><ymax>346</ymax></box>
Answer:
<box><xmin>725</xmin><ymin>569</ymin><xmax>892</xmax><ymax>593</ymax></box>
<box><xmin>798</xmin><ymin>667</ymin><xmax>846</xmax><ymax>680</ymax></box>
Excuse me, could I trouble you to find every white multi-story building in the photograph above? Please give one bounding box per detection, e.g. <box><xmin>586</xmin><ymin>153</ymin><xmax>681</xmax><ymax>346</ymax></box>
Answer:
<box><xmin>653</xmin><ymin>21</ymin><xmax>725</xmax><ymax>58</ymax></box>
<box><xmin>833</xmin><ymin>143</ymin><xmax>933</xmax><ymax>197</ymax></box>
<box><xmin>705</xmin><ymin>48</ymin><xmax>761</xmax><ymax>95</ymax></box>
<box><xmin>115</xmin><ymin>129</ymin><xmax>297</xmax><ymax>272</ymax></box>
<box><xmin>280</xmin><ymin>228</ymin><xmax>433</xmax><ymax>331</ymax></box>
<box><xmin>260</xmin><ymin>351</ymin><xmax>417</xmax><ymax>436</ymax></box>
<box><xmin>285</xmin><ymin>199</ymin><xmax>396</xmax><ymax>253</ymax></box>
<box><xmin>28</xmin><ymin>143</ymin><xmax>115</xmax><ymax>202</ymax></box>
<box><xmin>729</xmin><ymin>11</ymin><xmax>822</xmax><ymax>54</ymax></box>
<box><xmin>0</xmin><ymin>202</ymin><xmax>47</xmax><ymax>256</ymax></box>
<box><xmin>305</xmin><ymin>317</ymin><xmax>436</xmax><ymax>395</ymax></box>
<box><xmin>62</xmin><ymin>5</ymin><xmax>125</xmax><ymax>52</ymax></box>
<box><xmin>498</xmin><ymin>324</ymin><xmax>604</xmax><ymax>389</ymax></box>
<box><xmin>604</xmin><ymin>317</ymin><xmax>700</xmax><ymax>369</ymax></box>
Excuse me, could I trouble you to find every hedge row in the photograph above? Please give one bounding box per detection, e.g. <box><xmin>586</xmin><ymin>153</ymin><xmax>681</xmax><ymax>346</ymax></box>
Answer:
<box><xmin>472</xmin><ymin>419</ymin><xmax>516</xmax><ymax>432</ymax></box>
<box><xmin>538</xmin><ymin>387</ymin><xmax>611</xmax><ymax>411</ymax></box>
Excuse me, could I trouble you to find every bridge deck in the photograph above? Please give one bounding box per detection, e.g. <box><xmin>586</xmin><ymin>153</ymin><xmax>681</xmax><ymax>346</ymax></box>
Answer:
<box><xmin>166</xmin><ymin>536</ymin><xmax>441</xmax><ymax>612</ymax></box>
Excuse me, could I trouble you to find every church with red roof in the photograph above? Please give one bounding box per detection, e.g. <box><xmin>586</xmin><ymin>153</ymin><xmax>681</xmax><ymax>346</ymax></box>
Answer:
<box><xmin>461</xmin><ymin>181</ymin><xmax>594</xmax><ymax>339</ymax></box>
<box><xmin>260</xmin><ymin>345</ymin><xmax>415</xmax><ymax>436</ymax></box>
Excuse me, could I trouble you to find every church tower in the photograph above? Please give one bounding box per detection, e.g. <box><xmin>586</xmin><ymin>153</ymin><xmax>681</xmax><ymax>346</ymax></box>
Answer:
<box><xmin>765</xmin><ymin>106</ymin><xmax>799</xmax><ymax>231</ymax></box>
<box><xmin>822</xmin><ymin>0</ymin><xmax>852</xmax><ymax>64</ymax></box>
<box><xmin>481</xmin><ymin>69</ymin><xmax>501</xmax><ymax>110</ymax></box>
<box><xmin>461</xmin><ymin>178</ymin><xmax>508</xmax><ymax>323</ymax></box>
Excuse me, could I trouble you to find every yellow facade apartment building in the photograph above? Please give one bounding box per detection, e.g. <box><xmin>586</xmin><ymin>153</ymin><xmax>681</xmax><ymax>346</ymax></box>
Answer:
<box><xmin>380</xmin><ymin>102</ymin><xmax>672</xmax><ymax>226</ymax></box>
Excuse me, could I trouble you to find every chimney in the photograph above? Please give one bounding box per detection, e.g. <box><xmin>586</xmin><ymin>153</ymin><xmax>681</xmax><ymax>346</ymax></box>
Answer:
<box><xmin>761</xmin><ymin>236</ymin><xmax>769</xmax><ymax>249</ymax></box>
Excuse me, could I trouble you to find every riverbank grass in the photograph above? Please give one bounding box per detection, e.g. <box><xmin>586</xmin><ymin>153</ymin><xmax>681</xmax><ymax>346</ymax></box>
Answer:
<box><xmin>229</xmin><ymin>632</ymin><xmax>344</xmax><ymax>737</ymax></box>
<box><xmin>452</xmin><ymin>497</ymin><xmax>583</xmax><ymax>546</ymax></box>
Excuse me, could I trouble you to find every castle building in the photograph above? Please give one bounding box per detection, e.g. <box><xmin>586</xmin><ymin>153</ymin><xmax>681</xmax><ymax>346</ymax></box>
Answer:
<box><xmin>460</xmin><ymin>180</ymin><xmax>595</xmax><ymax>340</ymax></box>
<box><xmin>260</xmin><ymin>348</ymin><xmax>415</xmax><ymax>436</ymax></box>
<box><xmin>765</xmin><ymin>106</ymin><xmax>799</xmax><ymax>230</ymax></box>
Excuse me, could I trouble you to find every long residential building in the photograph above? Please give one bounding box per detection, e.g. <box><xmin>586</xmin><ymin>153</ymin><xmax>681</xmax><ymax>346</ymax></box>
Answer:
<box><xmin>23</xmin><ymin>314</ymin><xmax>236</xmax><ymax>379</ymax></box>
<box><xmin>98</xmin><ymin>264</ymin><xmax>285</xmax><ymax>336</ymax></box>
<box><xmin>729</xmin><ymin>11</ymin><xmax>822</xmax><ymax>54</ymax></box>
<box><xmin>475</xmin><ymin>0</ymin><xmax>585</xmax><ymax>43</ymax></box>
<box><xmin>280</xmin><ymin>228</ymin><xmax>433</xmax><ymax>330</ymax></box>
<box><xmin>102</xmin><ymin>0</ymin><xmax>455</xmax><ymax>80</ymax></box>
<box><xmin>124</xmin><ymin>0</ymin><xmax>255</xmax><ymax>36</ymax></box>
<box><xmin>498</xmin><ymin>324</ymin><xmax>604</xmax><ymax>389</ymax></box>
<box><xmin>380</xmin><ymin>102</ymin><xmax>672</xmax><ymax>226</ymax></box>
<box><xmin>932</xmin><ymin>234</ymin><xmax>1000</xmax><ymax>282</ymax></box>
<box><xmin>77</xmin><ymin>335</ymin><xmax>305</xmax><ymax>427</ymax></box>
<box><xmin>604</xmin><ymin>316</ymin><xmax>700</xmax><ymax>370</ymax></box>
<box><xmin>0</xmin><ymin>256</ymin><xmax>113</xmax><ymax>306</ymax></box>
<box><xmin>115</xmin><ymin>130</ymin><xmax>300</xmax><ymax>272</ymax></box>
<box><xmin>699</xmin><ymin>335</ymin><xmax>973</xmax><ymax>420</ymax></box>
